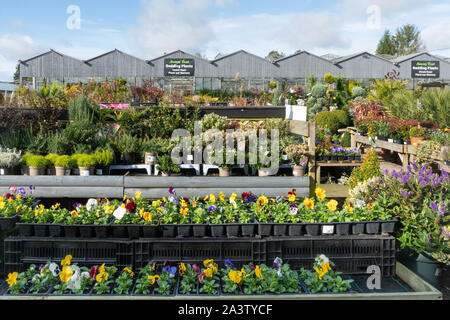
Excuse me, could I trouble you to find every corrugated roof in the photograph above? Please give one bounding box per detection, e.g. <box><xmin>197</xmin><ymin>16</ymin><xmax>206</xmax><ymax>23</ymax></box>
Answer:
<box><xmin>321</xmin><ymin>53</ymin><xmax>341</xmax><ymax>61</ymax></box>
<box><xmin>332</xmin><ymin>51</ymin><xmax>394</xmax><ymax>65</ymax></box>
<box><xmin>392</xmin><ymin>52</ymin><xmax>450</xmax><ymax>64</ymax></box>
<box><xmin>211</xmin><ymin>50</ymin><xmax>272</xmax><ymax>64</ymax></box>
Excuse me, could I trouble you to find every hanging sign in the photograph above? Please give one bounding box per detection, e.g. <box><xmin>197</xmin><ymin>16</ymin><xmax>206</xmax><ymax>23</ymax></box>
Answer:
<box><xmin>411</xmin><ymin>61</ymin><xmax>440</xmax><ymax>78</ymax></box>
<box><xmin>164</xmin><ymin>58</ymin><xmax>195</xmax><ymax>76</ymax></box>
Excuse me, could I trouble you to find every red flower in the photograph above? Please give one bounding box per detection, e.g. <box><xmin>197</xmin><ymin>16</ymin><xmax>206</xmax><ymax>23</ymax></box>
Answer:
<box><xmin>198</xmin><ymin>272</ymin><xmax>206</xmax><ymax>284</ymax></box>
<box><xmin>89</xmin><ymin>266</ymin><xmax>98</xmax><ymax>280</ymax></box>
<box><xmin>4</xmin><ymin>193</ymin><xmax>13</xmax><ymax>199</ymax></box>
<box><xmin>125</xmin><ymin>201</ymin><xmax>136</xmax><ymax>213</ymax></box>
<box><xmin>192</xmin><ymin>264</ymin><xmax>200</xmax><ymax>275</ymax></box>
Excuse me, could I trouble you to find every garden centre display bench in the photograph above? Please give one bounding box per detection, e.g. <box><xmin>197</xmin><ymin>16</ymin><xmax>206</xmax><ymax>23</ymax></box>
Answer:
<box><xmin>315</xmin><ymin>161</ymin><xmax>362</xmax><ymax>198</ymax></box>
<box><xmin>202</xmin><ymin>164</ymin><xmax>249</xmax><ymax>176</ymax></box>
<box><xmin>109</xmin><ymin>164</ymin><xmax>156</xmax><ymax>176</ymax></box>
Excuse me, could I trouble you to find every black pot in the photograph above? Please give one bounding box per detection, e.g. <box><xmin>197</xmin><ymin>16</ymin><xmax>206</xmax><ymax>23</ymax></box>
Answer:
<box><xmin>123</xmin><ymin>152</ymin><xmax>136</xmax><ymax>165</ymax></box>
<box><xmin>49</xmin><ymin>224</ymin><xmax>62</xmax><ymax>237</ymax></box>
<box><xmin>177</xmin><ymin>225</ymin><xmax>193</xmax><ymax>238</ymax></box>
<box><xmin>193</xmin><ymin>225</ymin><xmax>208</xmax><ymax>237</ymax></box>
<box><xmin>210</xmin><ymin>224</ymin><xmax>225</xmax><ymax>237</ymax></box>
<box><xmin>114</xmin><ymin>152</ymin><xmax>123</xmax><ymax>165</ymax></box>
<box><xmin>331</xmin><ymin>155</ymin><xmax>338</xmax><ymax>161</ymax></box>
<box><xmin>324</xmin><ymin>155</ymin><xmax>331</xmax><ymax>161</ymax></box>
<box><xmin>305</xmin><ymin>224</ymin><xmax>320</xmax><ymax>236</ymax></box>
<box><xmin>377</xmin><ymin>135</ymin><xmax>388</xmax><ymax>141</ymax></box>
<box><xmin>347</xmin><ymin>155</ymin><xmax>355</xmax><ymax>161</ymax></box>
<box><xmin>337</xmin><ymin>156</ymin><xmax>344</xmax><ymax>161</ymax></box>
<box><xmin>352</xmin><ymin>223</ymin><xmax>365</xmax><ymax>235</ymax></box>
<box><xmin>381</xmin><ymin>220</ymin><xmax>397</xmax><ymax>234</ymax></box>
<box><xmin>112</xmin><ymin>225</ymin><xmax>128</xmax><ymax>238</ymax></box>
<box><xmin>17</xmin><ymin>223</ymin><xmax>34</xmax><ymax>237</ymax></box>
<box><xmin>33</xmin><ymin>224</ymin><xmax>49</xmax><ymax>237</ymax></box>
<box><xmin>241</xmin><ymin>224</ymin><xmax>255</xmax><ymax>237</ymax></box>
<box><xmin>95</xmin><ymin>166</ymin><xmax>108</xmax><ymax>176</ymax></box>
<box><xmin>95</xmin><ymin>225</ymin><xmax>110</xmax><ymax>238</ymax></box>
<box><xmin>79</xmin><ymin>225</ymin><xmax>94</xmax><ymax>238</ymax></box>
<box><xmin>127</xmin><ymin>225</ymin><xmax>141</xmax><ymax>239</ymax></box>
<box><xmin>404</xmin><ymin>140</ymin><xmax>411</xmax><ymax>145</ymax></box>
<box><xmin>258</xmin><ymin>223</ymin><xmax>273</xmax><ymax>237</ymax></box>
<box><xmin>393</xmin><ymin>139</ymin><xmax>403</xmax><ymax>144</ymax></box>
<box><xmin>63</xmin><ymin>225</ymin><xmax>78</xmax><ymax>238</ymax></box>
<box><xmin>355</xmin><ymin>155</ymin><xmax>362</xmax><ymax>161</ymax></box>
<box><xmin>273</xmin><ymin>224</ymin><xmax>288</xmax><ymax>236</ymax></box>
<box><xmin>162</xmin><ymin>225</ymin><xmax>177</xmax><ymax>238</ymax></box>
<box><xmin>142</xmin><ymin>225</ymin><xmax>159</xmax><ymax>238</ymax></box>
<box><xmin>336</xmin><ymin>223</ymin><xmax>351</xmax><ymax>236</ymax></box>
<box><xmin>288</xmin><ymin>224</ymin><xmax>303</xmax><ymax>236</ymax></box>
<box><xmin>226</xmin><ymin>224</ymin><xmax>240</xmax><ymax>238</ymax></box>
<box><xmin>366</xmin><ymin>222</ymin><xmax>380</xmax><ymax>234</ymax></box>
<box><xmin>0</xmin><ymin>215</ymin><xmax>19</xmax><ymax>233</ymax></box>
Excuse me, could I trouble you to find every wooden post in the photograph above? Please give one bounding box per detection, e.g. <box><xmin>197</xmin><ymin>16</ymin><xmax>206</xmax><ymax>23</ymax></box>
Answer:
<box><xmin>351</xmin><ymin>131</ymin><xmax>356</xmax><ymax>149</ymax></box>
<box><xmin>308</xmin><ymin>121</ymin><xmax>316</xmax><ymax>196</ymax></box>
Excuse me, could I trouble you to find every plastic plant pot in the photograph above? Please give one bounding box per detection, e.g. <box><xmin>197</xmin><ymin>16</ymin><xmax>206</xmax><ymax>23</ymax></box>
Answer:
<box><xmin>63</xmin><ymin>225</ymin><xmax>78</xmax><ymax>238</ymax></box>
<box><xmin>112</xmin><ymin>225</ymin><xmax>128</xmax><ymax>238</ymax></box>
<box><xmin>273</xmin><ymin>224</ymin><xmax>288</xmax><ymax>236</ymax></box>
<box><xmin>177</xmin><ymin>225</ymin><xmax>193</xmax><ymax>238</ymax></box>
<box><xmin>127</xmin><ymin>225</ymin><xmax>141</xmax><ymax>239</ymax></box>
<box><xmin>257</xmin><ymin>223</ymin><xmax>273</xmax><ymax>237</ymax></box>
<box><xmin>49</xmin><ymin>224</ymin><xmax>62</xmax><ymax>237</ymax></box>
<box><xmin>79</xmin><ymin>225</ymin><xmax>94</xmax><ymax>238</ymax></box>
<box><xmin>240</xmin><ymin>224</ymin><xmax>256</xmax><ymax>237</ymax></box>
<box><xmin>305</xmin><ymin>224</ymin><xmax>320</xmax><ymax>236</ymax></box>
<box><xmin>352</xmin><ymin>222</ymin><xmax>365</xmax><ymax>235</ymax></box>
<box><xmin>162</xmin><ymin>225</ymin><xmax>177</xmax><ymax>238</ymax></box>
<box><xmin>226</xmin><ymin>224</ymin><xmax>240</xmax><ymax>238</ymax></box>
<box><xmin>0</xmin><ymin>215</ymin><xmax>19</xmax><ymax>233</ymax></box>
<box><xmin>192</xmin><ymin>225</ymin><xmax>208</xmax><ymax>237</ymax></box>
<box><xmin>33</xmin><ymin>224</ymin><xmax>49</xmax><ymax>237</ymax></box>
<box><xmin>17</xmin><ymin>223</ymin><xmax>34</xmax><ymax>237</ymax></box>
<box><xmin>210</xmin><ymin>224</ymin><xmax>225</xmax><ymax>237</ymax></box>
<box><xmin>381</xmin><ymin>220</ymin><xmax>397</xmax><ymax>234</ymax></box>
<box><xmin>94</xmin><ymin>225</ymin><xmax>110</xmax><ymax>238</ymax></box>
<box><xmin>142</xmin><ymin>225</ymin><xmax>159</xmax><ymax>238</ymax></box>
<box><xmin>336</xmin><ymin>223</ymin><xmax>351</xmax><ymax>236</ymax></box>
<box><xmin>288</xmin><ymin>224</ymin><xmax>303</xmax><ymax>236</ymax></box>
<box><xmin>123</xmin><ymin>153</ymin><xmax>135</xmax><ymax>165</ymax></box>
<box><xmin>366</xmin><ymin>221</ymin><xmax>380</xmax><ymax>234</ymax></box>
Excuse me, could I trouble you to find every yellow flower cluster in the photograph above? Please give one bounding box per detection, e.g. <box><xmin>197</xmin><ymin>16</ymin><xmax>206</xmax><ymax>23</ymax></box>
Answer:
<box><xmin>314</xmin><ymin>262</ymin><xmax>332</xmax><ymax>280</ymax></box>
<box><xmin>303</xmin><ymin>198</ymin><xmax>314</xmax><ymax>210</ymax></box>
<box><xmin>228</xmin><ymin>269</ymin><xmax>242</xmax><ymax>284</ymax></box>
<box><xmin>327</xmin><ymin>200</ymin><xmax>338</xmax><ymax>212</ymax></box>
<box><xmin>315</xmin><ymin>188</ymin><xmax>326</xmax><ymax>200</ymax></box>
<box><xmin>7</xmin><ymin>272</ymin><xmax>18</xmax><ymax>286</ymax></box>
<box><xmin>96</xmin><ymin>263</ymin><xmax>109</xmax><ymax>283</ymax></box>
<box><xmin>123</xmin><ymin>267</ymin><xmax>134</xmax><ymax>278</ymax></box>
<box><xmin>147</xmin><ymin>275</ymin><xmax>160</xmax><ymax>285</ymax></box>
<box><xmin>179</xmin><ymin>263</ymin><xmax>186</xmax><ymax>276</ymax></box>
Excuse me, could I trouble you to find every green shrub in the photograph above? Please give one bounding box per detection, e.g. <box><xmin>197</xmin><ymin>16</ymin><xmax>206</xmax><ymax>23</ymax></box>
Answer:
<box><xmin>45</xmin><ymin>154</ymin><xmax>59</xmax><ymax>165</ymax></box>
<box><xmin>310</xmin><ymin>84</ymin><xmax>327</xmax><ymax>98</ymax></box>
<box><xmin>201</xmin><ymin>113</ymin><xmax>228</xmax><ymax>131</ymax></box>
<box><xmin>324</xmin><ymin>73</ymin><xmax>335</xmax><ymax>84</ymax></box>
<box><xmin>26</xmin><ymin>155</ymin><xmax>51</xmax><ymax>168</ymax></box>
<box><xmin>94</xmin><ymin>149</ymin><xmax>113</xmax><ymax>167</ymax></box>
<box><xmin>54</xmin><ymin>155</ymin><xmax>76</xmax><ymax>168</ymax></box>
<box><xmin>314</xmin><ymin>110</ymin><xmax>349</xmax><ymax>134</ymax></box>
<box><xmin>21</xmin><ymin>153</ymin><xmax>33</xmax><ymax>166</ymax></box>
<box><xmin>409</xmin><ymin>127</ymin><xmax>425</xmax><ymax>138</ymax></box>
<box><xmin>156</xmin><ymin>155</ymin><xmax>181</xmax><ymax>174</ymax></box>
<box><xmin>352</xmin><ymin>86</ymin><xmax>366</xmax><ymax>99</ymax></box>
<box><xmin>332</xmin><ymin>110</ymin><xmax>350</xmax><ymax>128</ymax></box>
<box><xmin>341</xmin><ymin>132</ymin><xmax>351</xmax><ymax>147</ymax></box>
<box><xmin>76</xmin><ymin>154</ymin><xmax>97</xmax><ymax>167</ymax></box>
<box><xmin>348</xmin><ymin>148</ymin><xmax>380</xmax><ymax>188</ymax></box>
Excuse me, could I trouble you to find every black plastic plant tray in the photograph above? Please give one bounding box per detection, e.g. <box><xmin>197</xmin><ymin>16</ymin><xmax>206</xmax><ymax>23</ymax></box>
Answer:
<box><xmin>350</xmin><ymin>275</ymin><xmax>412</xmax><ymax>294</ymax></box>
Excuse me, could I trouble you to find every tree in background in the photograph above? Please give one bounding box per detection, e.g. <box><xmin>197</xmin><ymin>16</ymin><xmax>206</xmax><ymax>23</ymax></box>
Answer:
<box><xmin>376</xmin><ymin>30</ymin><xmax>396</xmax><ymax>56</ymax></box>
<box><xmin>13</xmin><ymin>64</ymin><xmax>20</xmax><ymax>83</ymax></box>
<box><xmin>266</xmin><ymin>50</ymin><xmax>286</xmax><ymax>62</ymax></box>
<box><xmin>376</xmin><ymin>24</ymin><xmax>426</xmax><ymax>57</ymax></box>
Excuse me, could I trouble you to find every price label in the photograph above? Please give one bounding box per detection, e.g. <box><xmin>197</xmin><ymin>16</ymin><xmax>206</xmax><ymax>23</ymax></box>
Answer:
<box><xmin>322</xmin><ymin>225</ymin><xmax>334</xmax><ymax>235</ymax></box>
<box><xmin>187</xmin><ymin>155</ymin><xmax>194</xmax><ymax>161</ymax></box>
<box><xmin>0</xmin><ymin>169</ymin><xmax>4</xmax><ymax>175</ymax></box>
<box><xmin>148</xmin><ymin>156</ymin><xmax>157</xmax><ymax>162</ymax></box>
<box><xmin>80</xmin><ymin>170</ymin><xmax>90</xmax><ymax>177</ymax></box>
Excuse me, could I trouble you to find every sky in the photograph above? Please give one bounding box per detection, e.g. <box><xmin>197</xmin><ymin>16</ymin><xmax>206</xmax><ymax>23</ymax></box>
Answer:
<box><xmin>0</xmin><ymin>0</ymin><xmax>449</xmax><ymax>81</ymax></box>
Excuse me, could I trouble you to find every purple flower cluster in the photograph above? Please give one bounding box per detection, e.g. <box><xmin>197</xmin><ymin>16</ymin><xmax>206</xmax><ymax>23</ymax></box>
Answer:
<box><xmin>386</xmin><ymin>161</ymin><xmax>448</xmax><ymax>188</ymax></box>
<box><xmin>431</xmin><ymin>201</ymin><xmax>446</xmax><ymax>217</ymax></box>
<box><xmin>328</xmin><ymin>147</ymin><xmax>360</xmax><ymax>156</ymax></box>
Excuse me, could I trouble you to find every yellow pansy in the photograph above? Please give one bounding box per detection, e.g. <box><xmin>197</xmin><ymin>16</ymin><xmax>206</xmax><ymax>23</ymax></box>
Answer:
<box><xmin>152</xmin><ymin>201</ymin><xmax>160</xmax><ymax>208</ymax></box>
<box><xmin>123</xmin><ymin>195</ymin><xmax>127</xmax><ymax>202</ymax></box>
<box><xmin>7</xmin><ymin>272</ymin><xmax>18</xmax><ymax>286</ymax></box>
<box><xmin>258</xmin><ymin>196</ymin><xmax>269</xmax><ymax>206</ymax></box>
<box><xmin>162</xmin><ymin>196</ymin><xmax>167</xmax><ymax>203</ymax></box>
<box><xmin>16</xmin><ymin>205</ymin><xmax>21</xmax><ymax>213</ymax></box>
<box><xmin>180</xmin><ymin>199</ymin><xmax>187</xmax><ymax>207</ymax></box>
<box><xmin>180</xmin><ymin>207</ymin><xmax>189</xmax><ymax>216</ymax></box>
<box><xmin>70</xmin><ymin>210</ymin><xmax>78</xmax><ymax>217</ymax></box>
<box><xmin>203</xmin><ymin>259</ymin><xmax>214</xmax><ymax>268</ymax></box>
<box><xmin>0</xmin><ymin>202</ymin><xmax>5</xmax><ymax>210</ymax></box>
<box><xmin>203</xmin><ymin>195</ymin><xmax>209</xmax><ymax>201</ymax></box>
<box><xmin>230</xmin><ymin>193</ymin><xmax>237</xmax><ymax>201</ymax></box>
<box><xmin>219</xmin><ymin>192</ymin><xmax>225</xmax><ymax>201</ymax></box>
<box><xmin>98</xmin><ymin>263</ymin><xmax>106</xmax><ymax>274</ymax></box>
<box><xmin>179</xmin><ymin>263</ymin><xmax>186</xmax><ymax>276</ymax></box>
<box><xmin>255</xmin><ymin>266</ymin><xmax>264</xmax><ymax>280</ymax></box>
<box><xmin>8</xmin><ymin>198</ymin><xmax>13</xmax><ymax>204</ymax></box>
<box><xmin>204</xmin><ymin>268</ymin><xmax>213</xmax><ymax>278</ymax></box>
<box><xmin>52</xmin><ymin>203</ymin><xmax>61</xmax><ymax>210</ymax></box>
<box><xmin>367</xmin><ymin>202</ymin><xmax>375</xmax><ymax>209</ymax></box>
<box><xmin>315</xmin><ymin>188</ymin><xmax>326</xmax><ymax>200</ymax></box>
<box><xmin>135</xmin><ymin>192</ymin><xmax>142</xmax><ymax>199</ymax></box>
<box><xmin>303</xmin><ymin>198</ymin><xmax>315</xmax><ymax>210</ymax></box>
<box><xmin>209</xmin><ymin>194</ymin><xmax>216</xmax><ymax>203</ymax></box>
<box><xmin>60</xmin><ymin>266</ymin><xmax>74</xmax><ymax>283</ymax></box>
<box><xmin>123</xmin><ymin>267</ymin><xmax>134</xmax><ymax>278</ymax></box>
<box><xmin>327</xmin><ymin>200</ymin><xmax>338</xmax><ymax>212</ymax></box>
<box><xmin>16</xmin><ymin>194</ymin><xmax>21</xmax><ymax>200</ymax></box>
<box><xmin>287</xmin><ymin>193</ymin><xmax>296</xmax><ymax>202</ymax></box>
<box><xmin>96</xmin><ymin>271</ymin><xmax>109</xmax><ymax>283</ymax></box>
<box><xmin>104</xmin><ymin>205</ymin><xmax>115</xmax><ymax>214</ymax></box>
<box><xmin>61</xmin><ymin>255</ymin><xmax>72</xmax><ymax>266</ymax></box>
<box><xmin>143</xmin><ymin>212</ymin><xmax>152</xmax><ymax>222</ymax></box>
<box><xmin>347</xmin><ymin>205</ymin><xmax>353</xmax><ymax>213</ymax></box>
<box><xmin>147</xmin><ymin>275</ymin><xmax>160</xmax><ymax>285</ymax></box>
<box><xmin>0</xmin><ymin>196</ymin><xmax>4</xmax><ymax>202</ymax></box>
<box><xmin>228</xmin><ymin>269</ymin><xmax>242</xmax><ymax>284</ymax></box>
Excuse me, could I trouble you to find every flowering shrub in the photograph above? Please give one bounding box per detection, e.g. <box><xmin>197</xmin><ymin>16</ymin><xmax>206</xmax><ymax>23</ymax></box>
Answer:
<box><xmin>348</xmin><ymin>162</ymin><xmax>449</xmax><ymax>263</ymax></box>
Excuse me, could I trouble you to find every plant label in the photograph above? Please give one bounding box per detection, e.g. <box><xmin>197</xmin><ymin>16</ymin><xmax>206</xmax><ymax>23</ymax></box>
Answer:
<box><xmin>187</xmin><ymin>155</ymin><xmax>194</xmax><ymax>161</ymax></box>
<box><xmin>96</xmin><ymin>169</ymin><xmax>103</xmax><ymax>175</ymax></box>
<box><xmin>65</xmin><ymin>170</ymin><xmax>71</xmax><ymax>175</ymax></box>
<box><xmin>80</xmin><ymin>170</ymin><xmax>90</xmax><ymax>176</ymax></box>
<box><xmin>0</xmin><ymin>169</ymin><xmax>4</xmax><ymax>175</ymax></box>
<box><xmin>282</xmin><ymin>155</ymin><xmax>289</xmax><ymax>161</ymax></box>
<box><xmin>322</xmin><ymin>225</ymin><xmax>334</xmax><ymax>234</ymax></box>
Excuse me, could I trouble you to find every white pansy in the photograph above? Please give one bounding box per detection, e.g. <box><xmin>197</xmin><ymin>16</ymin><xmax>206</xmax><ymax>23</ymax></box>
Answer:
<box><xmin>67</xmin><ymin>266</ymin><xmax>81</xmax><ymax>291</ymax></box>
<box><xmin>49</xmin><ymin>263</ymin><xmax>60</xmax><ymax>276</ymax></box>
<box><xmin>86</xmin><ymin>199</ymin><xmax>98</xmax><ymax>212</ymax></box>
<box><xmin>317</xmin><ymin>254</ymin><xmax>329</xmax><ymax>267</ymax></box>
<box><xmin>113</xmin><ymin>207</ymin><xmax>126</xmax><ymax>220</ymax></box>
<box><xmin>230</xmin><ymin>198</ymin><xmax>237</xmax><ymax>209</ymax></box>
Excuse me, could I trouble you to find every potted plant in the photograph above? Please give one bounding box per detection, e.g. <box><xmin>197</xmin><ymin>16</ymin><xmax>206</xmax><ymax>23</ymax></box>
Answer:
<box><xmin>409</xmin><ymin>127</ymin><xmax>425</xmax><ymax>146</ymax></box>
<box><xmin>191</xmin><ymin>204</ymin><xmax>209</xmax><ymax>237</ymax></box>
<box><xmin>45</xmin><ymin>154</ymin><xmax>59</xmax><ymax>175</ymax></box>
<box><xmin>76</xmin><ymin>154</ymin><xmax>96</xmax><ymax>176</ymax></box>
<box><xmin>26</xmin><ymin>155</ymin><xmax>50</xmax><ymax>176</ymax></box>
<box><xmin>54</xmin><ymin>155</ymin><xmax>75</xmax><ymax>176</ymax></box>
<box><xmin>155</xmin><ymin>155</ymin><xmax>180</xmax><ymax>177</ymax></box>
<box><xmin>0</xmin><ymin>147</ymin><xmax>21</xmax><ymax>175</ymax></box>
<box><xmin>94</xmin><ymin>149</ymin><xmax>113</xmax><ymax>176</ymax></box>
<box><xmin>284</xmin><ymin>143</ymin><xmax>308</xmax><ymax>177</ymax></box>
<box><xmin>117</xmin><ymin>133</ymin><xmax>138</xmax><ymax>165</ymax></box>
<box><xmin>212</xmin><ymin>148</ymin><xmax>236</xmax><ymax>177</ymax></box>
<box><xmin>376</xmin><ymin>121</ymin><xmax>389</xmax><ymax>141</ymax></box>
